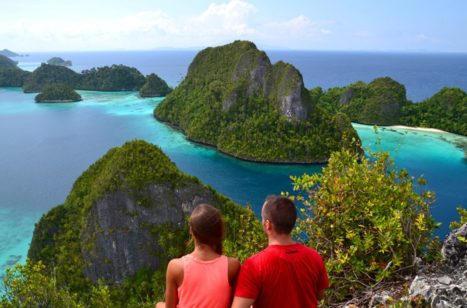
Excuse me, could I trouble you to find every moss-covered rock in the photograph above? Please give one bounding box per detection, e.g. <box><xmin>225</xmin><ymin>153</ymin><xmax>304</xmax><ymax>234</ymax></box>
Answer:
<box><xmin>35</xmin><ymin>84</ymin><xmax>82</xmax><ymax>103</ymax></box>
<box><xmin>28</xmin><ymin>140</ymin><xmax>264</xmax><ymax>292</ymax></box>
<box><xmin>155</xmin><ymin>40</ymin><xmax>360</xmax><ymax>163</ymax></box>
<box><xmin>139</xmin><ymin>73</ymin><xmax>172</xmax><ymax>97</ymax></box>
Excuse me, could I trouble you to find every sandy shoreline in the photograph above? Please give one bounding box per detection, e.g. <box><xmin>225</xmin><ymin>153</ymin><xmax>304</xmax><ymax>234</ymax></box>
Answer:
<box><xmin>385</xmin><ymin>125</ymin><xmax>447</xmax><ymax>134</ymax></box>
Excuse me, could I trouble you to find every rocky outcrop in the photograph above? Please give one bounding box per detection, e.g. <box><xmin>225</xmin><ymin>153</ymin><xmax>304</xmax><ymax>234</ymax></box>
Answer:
<box><xmin>28</xmin><ymin>140</ymin><xmax>263</xmax><ymax>286</ymax></box>
<box><xmin>155</xmin><ymin>40</ymin><xmax>358</xmax><ymax>163</ymax></box>
<box><xmin>409</xmin><ymin>224</ymin><xmax>467</xmax><ymax>307</ymax></box>
<box><xmin>81</xmin><ymin>183</ymin><xmax>218</xmax><ymax>283</ymax></box>
<box><xmin>266</xmin><ymin>61</ymin><xmax>310</xmax><ymax>121</ymax></box>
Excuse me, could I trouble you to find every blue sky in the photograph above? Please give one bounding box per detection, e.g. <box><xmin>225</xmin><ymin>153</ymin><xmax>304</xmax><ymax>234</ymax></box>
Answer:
<box><xmin>1</xmin><ymin>0</ymin><xmax>466</xmax><ymax>52</ymax></box>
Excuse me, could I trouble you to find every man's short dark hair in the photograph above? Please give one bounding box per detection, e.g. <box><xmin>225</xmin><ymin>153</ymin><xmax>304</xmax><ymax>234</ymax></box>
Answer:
<box><xmin>263</xmin><ymin>195</ymin><xmax>297</xmax><ymax>234</ymax></box>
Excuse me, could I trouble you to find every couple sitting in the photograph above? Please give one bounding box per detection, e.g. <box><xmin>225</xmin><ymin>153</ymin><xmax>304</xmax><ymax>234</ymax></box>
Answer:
<box><xmin>156</xmin><ymin>196</ymin><xmax>329</xmax><ymax>308</ymax></box>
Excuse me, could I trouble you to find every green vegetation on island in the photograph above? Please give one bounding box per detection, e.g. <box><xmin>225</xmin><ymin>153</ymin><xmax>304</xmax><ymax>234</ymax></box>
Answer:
<box><xmin>1</xmin><ymin>140</ymin><xmax>442</xmax><ymax>306</ymax></box>
<box><xmin>47</xmin><ymin>57</ymin><xmax>72</xmax><ymax>67</ymax></box>
<box><xmin>313</xmin><ymin>78</ymin><xmax>466</xmax><ymax>136</ymax></box>
<box><xmin>0</xmin><ymin>54</ymin><xmax>19</xmax><ymax>69</ymax></box>
<box><xmin>20</xmin><ymin>140</ymin><xmax>264</xmax><ymax>306</ymax></box>
<box><xmin>0</xmin><ymin>55</ymin><xmax>30</xmax><ymax>87</ymax></box>
<box><xmin>35</xmin><ymin>84</ymin><xmax>82</xmax><ymax>103</ymax></box>
<box><xmin>80</xmin><ymin>65</ymin><xmax>146</xmax><ymax>91</ymax></box>
<box><xmin>21</xmin><ymin>64</ymin><xmax>156</xmax><ymax>93</ymax></box>
<box><xmin>400</xmin><ymin>87</ymin><xmax>467</xmax><ymax>136</ymax></box>
<box><xmin>23</xmin><ymin>64</ymin><xmax>81</xmax><ymax>93</ymax></box>
<box><xmin>155</xmin><ymin>40</ymin><xmax>360</xmax><ymax>163</ymax></box>
<box><xmin>139</xmin><ymin>73</ymin><xmax>172</xmax><ymax>97</ymax></box>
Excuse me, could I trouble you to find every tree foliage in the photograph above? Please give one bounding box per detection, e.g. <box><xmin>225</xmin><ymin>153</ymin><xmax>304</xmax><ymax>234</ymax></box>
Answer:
<box><xmin>400</xmin><ymin>87</ymin><xmax>467</xmax><ymax>136</ymax></box>
<box><xmin>316</xmin><ymin>77</ymin><xmax>408</xmax><ymax>125</ymax></box>
<box><xmin>290</xmin><ymin>147</ymin><xmax>439</xmax><ymax>302</ymax></box>
<box><xmin>450</xmin><ymin>207</ymin><xmax>467</xmax><ymax>230</ymax></box>
<box><xmin>0</xmin><ymin>55</ymin><xmax>18</xmax><ymax>70</ymax></box>
<box><xmin>23</xmin><ymin>64</ymin><xmax>81</xmax><ymax>93</ymax></box>
<box><xmin>35</xmin><ymin>84</ymin><xmax>82</xmax><ymax>102</ymax></box>
<box><xmin>139</xmin><ymin>73</ymin><xmax>172</xmax><ymax>97</ymax></box>
<box><xmin>1</xmin><ymin>261</ymin><xmax>82</xmax><ymax>307</ymax></box>
<box><xmin>80</xmin><ymin>65</ymin><xmax>145</xmax><ymax>91</ymax></box>
<box><xmin>0</xmin><ymin>68</ymin><xmax>30</xmax><ymax>87</ymax></box>
<box><xmin>315</xmin><ymin>80</ymin><xmax>466</xmax><ymax>136</ymax></box>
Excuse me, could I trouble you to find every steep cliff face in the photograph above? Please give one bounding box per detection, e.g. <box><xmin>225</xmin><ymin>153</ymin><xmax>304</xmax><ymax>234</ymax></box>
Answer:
<box><xmin>266</xmin><ymin>61</ymin><xmax>310</xmax><ymax>120</ymax></box>
<box><xmin>81</xmin><ymin>183</ymin><xmax>218</xmax><ymax>283</ymax></box>
<box><xmin>28</xmin><ymin>140</ymin><xmax>263</xmax><ymax>287</ymax></box>
<box><xmin>155</xmin><ymin>40</ymin><xmax>359</xmax><ymax>163</ymax></box>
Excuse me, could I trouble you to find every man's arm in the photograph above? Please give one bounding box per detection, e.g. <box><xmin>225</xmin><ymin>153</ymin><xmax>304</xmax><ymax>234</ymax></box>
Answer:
<box><xmin>231</xmin><ymin>296</ymin><xmax>254</xmax><ymax>308</ymax></box>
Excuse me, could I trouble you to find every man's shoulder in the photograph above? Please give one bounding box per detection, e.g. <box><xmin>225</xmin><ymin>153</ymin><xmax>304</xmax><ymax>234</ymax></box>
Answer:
<box><xmin>244</xmin><ymin>247</ymin><xmax>270</xmax><ymax>263</ymax></box>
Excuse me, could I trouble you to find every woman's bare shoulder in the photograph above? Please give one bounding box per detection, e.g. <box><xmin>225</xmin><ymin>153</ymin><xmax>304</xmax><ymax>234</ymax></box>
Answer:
<box><xmin>167</xmin><ymin>257</ymin><xmax>184</xmax><ymax>277</ymax></box>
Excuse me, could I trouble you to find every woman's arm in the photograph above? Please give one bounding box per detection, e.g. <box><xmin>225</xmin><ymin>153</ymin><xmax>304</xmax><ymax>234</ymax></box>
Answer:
<box><xmin>228</xmin><ymin>257</ymin><xmax>241</xmax><ymax>287</ymax></box>
<box><xmin>164</xmin><ymin>258</ymin><xmax>183</xmax><ymax>308</ymax></box>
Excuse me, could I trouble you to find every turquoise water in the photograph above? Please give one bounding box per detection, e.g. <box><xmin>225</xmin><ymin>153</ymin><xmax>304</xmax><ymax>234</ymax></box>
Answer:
<box><xmin>0</xmin><ymin>88</ymin><xmax>466</xmax><ymax>280</ymax></box>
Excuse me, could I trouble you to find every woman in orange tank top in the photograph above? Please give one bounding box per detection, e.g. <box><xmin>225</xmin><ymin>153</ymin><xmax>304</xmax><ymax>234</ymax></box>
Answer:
<box><xmin>156</xmin><ymin>204</ymin><xmax>241</xmax><ymax>308</ymax></box>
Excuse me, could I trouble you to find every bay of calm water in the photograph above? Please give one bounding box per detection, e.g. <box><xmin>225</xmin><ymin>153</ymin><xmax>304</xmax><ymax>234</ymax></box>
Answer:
<box><xmin>0</xmin><ymin>50</ymin><xmax>466</xmax><ymax>277</ymax></box>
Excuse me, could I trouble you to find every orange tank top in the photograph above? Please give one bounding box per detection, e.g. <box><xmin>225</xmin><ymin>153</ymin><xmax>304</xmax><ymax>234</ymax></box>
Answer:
<box><xmin>177</xmin><ymin>254</ymin><xmax>231</xmax><ymax>308</ymax></box>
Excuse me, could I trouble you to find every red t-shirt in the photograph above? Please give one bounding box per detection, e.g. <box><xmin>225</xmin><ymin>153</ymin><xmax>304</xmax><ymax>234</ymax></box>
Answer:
<box><xmin>235</xmin><ymin>244</ymin><xmax>328</xmax><ymax>308</ymax></box>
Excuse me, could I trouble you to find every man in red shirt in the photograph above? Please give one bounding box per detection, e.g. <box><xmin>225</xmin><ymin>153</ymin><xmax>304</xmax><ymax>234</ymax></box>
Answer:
<box><xmin>232</xmin><ymin>196</ymin><xmax>328</xmax><ymax>308</ymax></box>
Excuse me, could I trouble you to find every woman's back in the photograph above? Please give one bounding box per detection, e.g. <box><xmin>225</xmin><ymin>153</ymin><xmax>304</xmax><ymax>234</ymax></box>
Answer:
<box><xmin>177</xmin><ymin>254</ymin><xmax>231</xmax><ymax>308</ymax></box>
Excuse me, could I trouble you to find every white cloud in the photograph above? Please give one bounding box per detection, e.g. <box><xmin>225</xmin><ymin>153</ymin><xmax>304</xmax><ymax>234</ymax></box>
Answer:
<box><xmin>0</xmin><ymin>0</ymin><xmax>332</xmax><ymax>51</ymax></box>
<box><xmin>256</xmin><ymin>15</ymin><xmax>333</xmax><ymax>49</ymax></box>
<box><xmin>195</xmin><ymin>0</ymin><xmax>256</xmax><ymax>33</ymax></box>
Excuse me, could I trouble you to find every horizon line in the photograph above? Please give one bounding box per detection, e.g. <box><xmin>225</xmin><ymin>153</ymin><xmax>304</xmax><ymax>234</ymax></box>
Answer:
<box><xmin>8</xmin><ymin>47</ymin><xmax>467</xmax><ymax>55</ymax></box>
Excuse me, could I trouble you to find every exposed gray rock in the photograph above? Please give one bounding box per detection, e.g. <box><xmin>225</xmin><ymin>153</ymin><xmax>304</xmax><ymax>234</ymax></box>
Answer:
<box><xmin>222</xmin><ymin>91</ymin><xmax>238</xmax><ymax>111</ymax></box>
<box><xmin>409</xmin><ymin>223</ymin><xmax>467</xmax><ymax>307</ymax></box>
<box><xmin>442</xmin><ymin>224</ymin><xmax>467</xmax><ymax>266</ymax></box>
<box><xmin>81</xmin><ymin>182</ymin><xmax>218</xmax><ymax>284</ymax></box>
<box><xmin>223</xmin><ymin>48</ymin><xmax>309</xmax><ymax>121</ymax></box>
<box><xmin>266</xmin><ymin>62</ymin><xmax>309</xmax><ymax>121</ymax></box>
<box><xmin>369</xmin><ymin>290</ymin><xmax>393</xmax><ymax>307</ymax></box>
<box><xmin>339</xmin><ymin>88</ymin><xmax>355</xmax><ymax>105</ymax></box>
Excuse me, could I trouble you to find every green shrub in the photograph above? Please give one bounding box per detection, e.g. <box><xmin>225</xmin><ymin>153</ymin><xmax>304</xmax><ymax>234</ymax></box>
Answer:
<box><xmin>1</xmin><ymin>261</ymin><xmax>82</xmax><ymax>307</ymax></box>
<box><xmin>450</xmin><ymin>207</ymin><xmax>467</xmax><ymax>230</ymax></box>
<box><xmin>290</xmin><ymin>148</ymin><xmax>439</xmax><ymax>303</ymax></box>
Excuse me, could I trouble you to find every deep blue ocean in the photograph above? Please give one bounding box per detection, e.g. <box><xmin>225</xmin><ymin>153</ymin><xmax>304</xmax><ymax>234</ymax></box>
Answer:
<box><xmin>0</xmin><ymin>50</ymin><xmax>466</xmax><ymax>277</ymax></box>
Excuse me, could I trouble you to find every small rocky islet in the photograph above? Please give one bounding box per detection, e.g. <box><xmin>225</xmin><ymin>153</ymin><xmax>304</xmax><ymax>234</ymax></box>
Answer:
<box><xmin>35</xmin><ymin>84</ymin><xmax>82</xmax><ymax>103</ymax></box>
